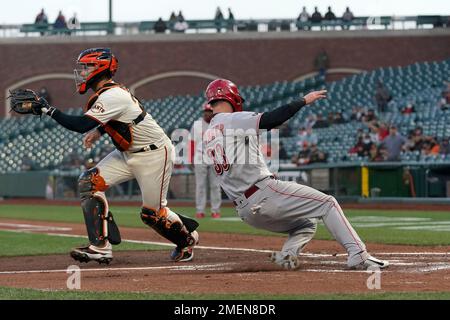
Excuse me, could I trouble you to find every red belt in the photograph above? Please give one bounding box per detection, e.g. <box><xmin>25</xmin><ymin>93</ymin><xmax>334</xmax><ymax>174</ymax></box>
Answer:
<box><xmin>233</xmin><ymin>176</ymin><xmax>274</xmax><ymax>206</ymax></box>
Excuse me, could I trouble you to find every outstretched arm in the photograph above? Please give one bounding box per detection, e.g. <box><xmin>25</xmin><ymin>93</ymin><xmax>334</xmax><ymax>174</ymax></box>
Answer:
<box><xmin>259</xmin><ymin>90</ymin><xmax>327</xmax><ymax>130</ymax></box>
<box><xmin>44</xmin><ymin>106</ymin><xmax>100</xmax><ymax>134</ymax></box>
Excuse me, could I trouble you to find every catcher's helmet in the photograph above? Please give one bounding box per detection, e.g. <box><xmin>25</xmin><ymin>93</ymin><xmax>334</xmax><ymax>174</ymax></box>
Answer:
<box><xmin>205</xmin><ymin>79</ymin><xmax>244</xmax><ymax>112</ymax></box>
<box><xmin>74</xmin><ymin>48</ymin><xmax>118</xmax><ymax>94</ymax></box>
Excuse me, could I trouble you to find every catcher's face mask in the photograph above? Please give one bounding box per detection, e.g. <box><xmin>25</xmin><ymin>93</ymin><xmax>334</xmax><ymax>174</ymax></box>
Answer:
<box><xmin>74</xmin><ymin>63</ymin><xmax>97</xmax><ymax>94</ymax></box>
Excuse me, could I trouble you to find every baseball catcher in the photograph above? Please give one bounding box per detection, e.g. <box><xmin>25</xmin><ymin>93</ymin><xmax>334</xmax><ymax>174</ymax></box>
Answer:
<box><xmin>9</xmin><ymin>48</ymin><xmax>199</xmax><ymax>264</ymax></box>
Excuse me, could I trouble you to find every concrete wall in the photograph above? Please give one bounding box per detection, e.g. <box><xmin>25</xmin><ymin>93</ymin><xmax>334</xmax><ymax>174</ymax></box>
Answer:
<box><xmin>1</xmin><ymin>29</ymin><xmax>449</xmax><ymax>117</ymax></box>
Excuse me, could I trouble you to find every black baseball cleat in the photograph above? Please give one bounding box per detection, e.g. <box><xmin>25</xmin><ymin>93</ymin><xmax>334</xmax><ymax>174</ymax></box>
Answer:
<box><xmin>170</xmin><ymin>231</ymin><xmax>199</xmax><ymax>262</ymax></box>
<box><xmin>70</xmin><ymin>242</ymin><xmax>113</xmax><ymax>265</ymax></box>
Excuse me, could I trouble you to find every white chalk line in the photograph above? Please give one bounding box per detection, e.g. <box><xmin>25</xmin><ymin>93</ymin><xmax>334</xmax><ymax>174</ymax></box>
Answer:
<box><xmin>0</xmin><ymin>263</ymin><xmax>238</xmax><ymax>275</ymax></box>
<box><xmin>0</xmin><ymin>223</ymin><xmax>71</xmax><ymax>232</ymax></box>
<box><xmin>0</xmin><ymin>223</ymin><xmax>449</xmax><ymax>275</ymax></box>
<box><xmin>2</xmin><ymin>227</ymin><xmax>449</xmax><ymax>257</ymax></box>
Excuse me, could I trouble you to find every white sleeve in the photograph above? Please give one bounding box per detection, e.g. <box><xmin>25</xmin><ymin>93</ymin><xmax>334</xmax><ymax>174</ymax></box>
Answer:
<box><xmin>229</xmin><ymin>112</ymin><xmax>263</xmax><ymax>133</ymax></box>
<box><xmin>84</xmin><ymin>92</ymin><xmax>124</xmax><ymax>125</ymax></box>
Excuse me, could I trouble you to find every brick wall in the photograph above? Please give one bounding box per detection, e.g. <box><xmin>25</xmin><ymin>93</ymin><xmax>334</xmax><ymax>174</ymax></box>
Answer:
<box><xmin>1</xmin><ymin>30</ymin><xmax>449</xmax><ymax>117</ymax></box>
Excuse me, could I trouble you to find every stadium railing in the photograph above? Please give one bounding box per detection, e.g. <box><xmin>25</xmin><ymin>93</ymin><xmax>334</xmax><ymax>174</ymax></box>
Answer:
<box><xmin>20</xmin><ymin>22</ymin><xmax>114</xmax><ymax>36</ymax></box>
<box><xmin>16</xmin><ymin>15</ymin><xmax>450</xmax><ymax>37</ymax></box>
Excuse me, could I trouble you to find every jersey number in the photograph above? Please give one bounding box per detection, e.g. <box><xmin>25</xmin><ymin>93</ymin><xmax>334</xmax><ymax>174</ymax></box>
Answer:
<box><xmin>207</xmin><ymin>144</ymin><xmax>230</xmax><ymax>175</ymax></box>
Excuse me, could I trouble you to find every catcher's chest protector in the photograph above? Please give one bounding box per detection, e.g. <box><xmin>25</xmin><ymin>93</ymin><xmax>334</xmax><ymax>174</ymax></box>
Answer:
<box><xmin>85</xmin><ymin>83</ymin><xmax>146</xmax><ymax>151</ymax></box>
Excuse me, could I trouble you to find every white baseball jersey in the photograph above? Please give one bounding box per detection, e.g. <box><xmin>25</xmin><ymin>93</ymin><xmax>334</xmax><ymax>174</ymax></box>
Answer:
<box><xmin>85</xmin><ymin>86</ymin><xmax>167</xmax><ymax>152</ymax></box>
<box><xmin>204</xmin><ymin>111</ymin><xmax>272</xmax><ymax>200</ymax></box>
<box><xmin>190</xmin><ymin>117</ymin><xmax>211</xmax><ymax>165</ymax></box>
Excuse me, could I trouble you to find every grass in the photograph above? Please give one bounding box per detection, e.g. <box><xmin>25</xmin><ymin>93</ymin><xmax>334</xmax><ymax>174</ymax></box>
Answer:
<box><xmin>1</xmin><ymin>286</ymin><xmax>450</xmax><ymax>300</ymax></box>
<box><xmin>0</xmin><ymin>204</ymin><xmax>450</xmax><ymax>246</ymax></box>
<box><xmin>0</xmin><ymin>230</ymin><xmax>167</xmax><ymax>257</ymax></box>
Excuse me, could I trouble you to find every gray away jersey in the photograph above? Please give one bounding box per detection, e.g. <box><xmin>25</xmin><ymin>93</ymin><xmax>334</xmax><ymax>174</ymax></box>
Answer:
<box><xmin>203</xmin><ymin>111</ymin><xmax>272</xmax><ymax>200</ymax></box>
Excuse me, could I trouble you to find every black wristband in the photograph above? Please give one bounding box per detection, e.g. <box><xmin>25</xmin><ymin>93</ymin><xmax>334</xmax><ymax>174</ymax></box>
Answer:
<box><xmin>97</xmin><ymin>126</ymin><xmax>106</xmax><ymax>135</ymax></box>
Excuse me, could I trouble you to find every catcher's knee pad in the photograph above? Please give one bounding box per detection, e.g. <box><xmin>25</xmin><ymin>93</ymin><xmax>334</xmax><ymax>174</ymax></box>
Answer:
<box><xmin>78</xmin><ymin>168</ymin><xmax>108</xmax><ymax>198</ymax></box>
<box><xmin>81</xmin><ymin>196</ymin><xmax>121</xmax><ymax>246</ymax></box>
<box><xmin>140</xmin><ymin>207</ymin><xmax>198</xmax><ymax>248</ymax></box>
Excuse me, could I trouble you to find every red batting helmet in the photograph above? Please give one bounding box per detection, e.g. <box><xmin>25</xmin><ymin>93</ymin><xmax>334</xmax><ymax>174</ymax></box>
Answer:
<box><xmin>74</xmin><ymin>48</ymin><xmax>118</xmax><ymax>94</ymax></box>
<box><xmin>205</xmin><ymin>79</ymin><xmax>244</xmax><ymax>112</ymax></box>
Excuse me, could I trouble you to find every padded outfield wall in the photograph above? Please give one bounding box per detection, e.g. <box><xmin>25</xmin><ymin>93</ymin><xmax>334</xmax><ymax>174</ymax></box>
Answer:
<box><xmin>0</xmin><ymin>29</ymin><xmax>449</xmax><ymax>118</ymax></box>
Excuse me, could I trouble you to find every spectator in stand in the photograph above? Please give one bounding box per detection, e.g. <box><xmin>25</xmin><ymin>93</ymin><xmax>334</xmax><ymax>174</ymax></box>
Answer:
<box><xmin>439</xmin><ymin>137</ymin><xmax>450</xmax><ymax>155</ymax></box>
<box><xmin>311</xmin><ymin>7</ymin><xmax>323</xmax><ymax>25</ymax></box>
<box><xmin>173</xmin><ymin>13</ymin><xmax>188</xmax><ymax>33</ymax></box>
<box><xmin>333</xmin><ymin>111</ymin><xmax>347</xmax><ymax>124</ymax></box>
<box><xmin>363</xmin><ymin>108</ymin><xmax>377</xmax><ymax>123</ymax></box>
<box><xmin>53</xmin><ymin>10</ymin><xmax>67</xmax><ymax>33</ymax></box>
<box><xmin>313</xmin><ymin>113</ymin><xmax>329</xmax><ymax>128</ymax></box>
<box><xmin>356</xmin><ymin>128</ymin><xmax>364</xmax><ymax>140</ymax></box>
<box><xmin>154</xmin><ymin>17</ymin><xmax>167</xmax><ymax>33</ymax></box>
<box><xmin>67</xmin><ymin>13</ymin><xmax>80</xmax><ymax>35</ymax></box>
<box><xmin>380</xmin><ymin>125</ymin><xmax>406</xmax><ymax>161</ymax></box>
<box><xmin>214</xmin><ymin>7</ymin><xmax>224</xmax><ymax>32</ymax></box>
<box><xmin>368</xmin><ymin>124</ymin><xmax>379</xmax><ymax>144</ymax></box>
<box><xmin>375</xmin><ymin>80</ymin><xmax>392</xmax><ymax>113</ymax></box>
<box><xmin>350</xmin><ymin>106</ymin><xmax>364</xmax><ymax>121</ymax></box>
<box><xmin>314</xmin><ymin>49</ymin><xmax>329</xmax><ymax>77</ymax></box>
<box><xmin>439</xmin><ymin>91</ymin><xmax>450</xmax><ymax>111</ymax></box>
<box><xmin>297</xmin><ymin>6</ymin><xmax>310</xmax><ymax>30</ymax></box>
<box><xmin>309</xmin><ymin>144</ymin><xmax>327</xmax><ymax>163</ymax></box>
<box><xmin>304</xmin><ymin>114</ymin><xmax>317</xmax><ymax>129</ymax></box>
<box><xmin>361</xmin><ymin>134</ymin><xmax>374</xmax><ymax>157</ymax></box>
<box><xmin>168</xmin><ymin>11</ymin><xmax>177</xmax><ymax>30</ymax></box>
<box><xmin>227</xmin><ymin>8</ymin><xmax>235</xmax><ymax>32</ymax></box>
<box><xmin>378</xmin><ymin>122</ymin><xmax>389</xmax><ymax>141</ymax></box>
<box><xmin>367</xmin><ymin>122</ymin><xmax>388</xmax><ymax>143</ymax></box>
<box><xmin>342</xmin><ymin>7</ymin><xmax>354</xmax><ymax>30</ymax></box>
<box><xmin>303</xmin><ymin>127</ymin><xmax>318</xmax><ymax>146</ymax></box>
<box><xmin>370</xmin><ymin>144</ymin><xmax>387</xmax><ymax>162</ymax></box>
<box><xmin>35</xmin><ymin>8</ymin><xmax>48</xmax><ymax>36</ymax></box>
<box><xmin>292</xmin><ymin>142</ymin><xmax>311</xmax><ymax>166</ymax></box>
<box><xmin>404</xmin><ymin>131</ymin><xmax>416</xmax><ymax>152</ymax></box>
<box><xmin>325</xmin><ymin>6</ymin><xmax>336</xmax><ymax>20</ymax></box>
<box><xmin>423</xmin><ymin>136</ymin><xmax>440</xmax><ymax>155</ymax></box>
<box><xmin>296</xmin><ymin>127</ymin><xmax>307</xmax><ymax>147</ymax></box>
<box><xmin>409</xmin><ymin>126</ymin><xmax>426</xmax><ymax>152</ymax></box>
<box><xmin>401</xmin><ymin>101</ymin><xmax>416</xmax><ymax>114</ymax></box>
<box><xmin>350</xmin><ymin>136</ymin><xmax>365</xmax><ymax>156</ymax></box>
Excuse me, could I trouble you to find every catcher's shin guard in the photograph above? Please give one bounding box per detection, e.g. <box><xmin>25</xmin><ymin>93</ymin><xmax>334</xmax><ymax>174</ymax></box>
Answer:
<box><xmin>78</xmin><ymin>168</ymin><xmax>121</xmax><ymax>246</ymax></box>
<box><xmin>140</xmin><ymin>207</ymin><xmax>197</xmax><ymax>248</ymax></box>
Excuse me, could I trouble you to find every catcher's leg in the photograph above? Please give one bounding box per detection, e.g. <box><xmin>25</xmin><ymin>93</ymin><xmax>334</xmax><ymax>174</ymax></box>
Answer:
<box><xmin>141</xmin><ymin>207</ymin><xmax>199</xmax><ymax>262</ymax></box>
<box><xmin>70</xmin><ymin>168</ymin><xmax>119</xmax><ymax>264</ymax></box>
<box><xmin>132</xmin><ymin>143</ymin><xmax>200</xmax><ymax>262</ymax></box>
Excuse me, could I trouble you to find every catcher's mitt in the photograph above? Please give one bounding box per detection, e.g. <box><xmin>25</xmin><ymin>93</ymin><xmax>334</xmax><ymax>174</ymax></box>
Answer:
<box><xmin>8</xmin><ymin>89</ymin><xmax>47</xmax><ymax>115</ymax></box>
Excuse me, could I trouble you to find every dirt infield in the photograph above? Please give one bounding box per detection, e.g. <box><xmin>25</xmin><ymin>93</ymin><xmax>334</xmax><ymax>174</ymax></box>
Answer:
<box><xmin>1</xmin><ymin>218</ymin><xmax>450</xmax><ymax>295</ymax></box>
<box><xmin>2</xmin><ymin>198</ymin><xmax>450</xmax><ymax>211</ymax></box>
